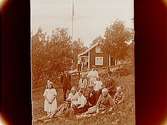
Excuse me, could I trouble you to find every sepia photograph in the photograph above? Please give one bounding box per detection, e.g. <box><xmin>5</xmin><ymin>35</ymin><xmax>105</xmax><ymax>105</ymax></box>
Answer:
<box><xmin>31</xmin><ymin>0</ymin><xmax>135</xmax><ymax>125</ymax></box>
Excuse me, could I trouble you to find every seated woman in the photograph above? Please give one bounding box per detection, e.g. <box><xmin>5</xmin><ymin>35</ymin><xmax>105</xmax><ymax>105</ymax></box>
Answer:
<box><xmin>96</xmin><ymin>88</ymin><xmax>114</xmax><ymax>112</ymax></box>
<box><xmin>84</xmin><ymin>88</ymin><xmax>114</xmax><ymax>115</ymax></box>
<box><xmin>71</xmin><ymin>89</ymin><xmax>87</xmax><ymax>115</ymax></box>
<box><xmin>86</xmin><ymin>84</ymin><xmax>100</xmax><ymax>107</ymax></box>
<box><xmin>54</xmin><ymin>87</ymin><xmax>77</xmax><ymax>117</ymax></box>
<box><xmin>66</xmin><ymin>86</ymin><xmax>78</xmax><ymax>103</ymax></box>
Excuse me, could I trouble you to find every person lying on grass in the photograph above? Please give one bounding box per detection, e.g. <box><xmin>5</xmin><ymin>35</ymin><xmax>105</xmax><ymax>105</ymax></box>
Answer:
<box><xmin>53</xmin><ymin>86</ymin><xmax>78</xmax><ymax>117</ymax></box>
<box><xmin>84</xmin><ymin>88</ymin><xmax>114</xmax><ymax>115</ymax></box>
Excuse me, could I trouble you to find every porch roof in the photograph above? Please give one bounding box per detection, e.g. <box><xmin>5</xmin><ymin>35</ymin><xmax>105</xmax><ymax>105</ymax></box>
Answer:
<box><xmin>78</xmin><ymin>42</ymin><xmax>99</xmax><ymax>57</ymax></box>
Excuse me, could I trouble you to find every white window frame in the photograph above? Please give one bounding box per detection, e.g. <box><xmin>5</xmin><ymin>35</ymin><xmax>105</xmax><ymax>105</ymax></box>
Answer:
<box><xmin>95</xmin><ymin>57</ymin><xmax>104</xmax><ymax>65</ymax></box>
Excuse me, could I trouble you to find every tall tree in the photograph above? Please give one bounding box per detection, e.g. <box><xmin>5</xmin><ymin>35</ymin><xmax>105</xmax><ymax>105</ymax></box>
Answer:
<box><xmin>90</xmin><ymin>36</ymin><xmax>103</xmax><ymax>46</ymax></box>
<box><xmin>32</xmin><ymin>28</ymin><xmax>47</xmax><ymax>85</ymax></box>
<box><xmin>32</xmin><ymin>28</ymin><xmax>74</xmax><ymax>86</ymax></box>
<box><xmin>46</xmin><ymin>28</ymin><xmax>73</xmax><ymax>73</ymax></box>
<box><xmin>101</xmin><ymin>20</ymin><xmax>133</xmax><ymax>64</ymax></box>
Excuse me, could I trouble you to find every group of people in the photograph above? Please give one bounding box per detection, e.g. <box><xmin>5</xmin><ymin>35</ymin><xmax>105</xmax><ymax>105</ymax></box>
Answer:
<box><xmin>43</xmin><ymin>68</ymin><xmax>124</xmax><ymax>119</ymax></box>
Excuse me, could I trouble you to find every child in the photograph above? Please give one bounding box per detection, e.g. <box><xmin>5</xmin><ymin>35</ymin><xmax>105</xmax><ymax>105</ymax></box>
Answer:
<box><xmin>43</xmin><ymin>80</ymin><xmax>57</xmax><ymax>118</ymax></box>
<box><xmin>79</xmin><ymin>76</ymin><xmax>88</xmax><ymax>89</ymax></box>
<box><xmin>114</xmin><ymin>86</ymin><xmax>124</xmax><ymax>105</ymax></box>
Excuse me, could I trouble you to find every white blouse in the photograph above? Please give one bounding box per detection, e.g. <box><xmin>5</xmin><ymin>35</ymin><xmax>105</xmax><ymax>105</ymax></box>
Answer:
<box><xmin>94</xmin><ymin>81</ymin><xmax>103</xmax><ymax>91</ymax></box>
<box><xmin>72</xmin><ymin>93</ymin><xmax>87</xmax><ymax>108</ymax></box>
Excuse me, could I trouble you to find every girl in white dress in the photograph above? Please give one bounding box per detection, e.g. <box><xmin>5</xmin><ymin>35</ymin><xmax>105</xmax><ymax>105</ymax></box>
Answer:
<box><xmin>43</xmin><ymin>80</ymin><xmax>57</xmax><ymax>118</ymax></box>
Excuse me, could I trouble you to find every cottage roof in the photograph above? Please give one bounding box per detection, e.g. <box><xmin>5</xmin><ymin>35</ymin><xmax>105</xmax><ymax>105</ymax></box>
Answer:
<box><xmin>78</xmin><ymin>42</ymin><xmax>99</xmax><ymax>57</ymax></box>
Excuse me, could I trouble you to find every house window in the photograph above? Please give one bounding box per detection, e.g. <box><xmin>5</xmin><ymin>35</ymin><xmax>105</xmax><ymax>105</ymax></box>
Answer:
<box><xmin>95</xmin><ymin>46</ymin><xmax>102</xmax><ymax>53</ymax></box>
<box><xmin>95</xmin><ymin>57</ymin><xmax>103</xmax><ymax>65</ymax></box>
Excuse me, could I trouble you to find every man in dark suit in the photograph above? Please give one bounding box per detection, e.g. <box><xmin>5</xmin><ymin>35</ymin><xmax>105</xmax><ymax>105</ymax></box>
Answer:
<box><xmin>61</xmin><ymin>71</ymin><xmax>72</xmax><ymax>101</ymax></box>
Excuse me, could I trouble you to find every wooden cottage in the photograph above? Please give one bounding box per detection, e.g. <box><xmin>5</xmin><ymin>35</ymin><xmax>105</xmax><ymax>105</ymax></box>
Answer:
<box><xmin>78</xmin><ymin>42</ymin><xmax>115</xmax><ymax>70</ymax></box>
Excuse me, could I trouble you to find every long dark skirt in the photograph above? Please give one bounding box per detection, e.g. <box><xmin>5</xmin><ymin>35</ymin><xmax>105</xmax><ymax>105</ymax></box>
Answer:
<box><xmin>72</xmin><ymin>105</ymin><xmax>89</xmax><ymax>115</ymax></box>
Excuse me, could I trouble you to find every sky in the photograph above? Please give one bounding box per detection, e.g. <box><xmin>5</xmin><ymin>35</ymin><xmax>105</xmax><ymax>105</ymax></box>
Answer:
<box><xmin>31</xmin><ymin>0</ymin><xmax>133</xmax><ymax>46</ymax></box>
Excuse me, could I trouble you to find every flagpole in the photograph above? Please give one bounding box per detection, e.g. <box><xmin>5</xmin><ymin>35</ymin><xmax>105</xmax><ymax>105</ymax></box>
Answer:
<box><xmin>72</xmin><ymin>0</ymin><xmax>74</xmax><ymax>40</ymax></box>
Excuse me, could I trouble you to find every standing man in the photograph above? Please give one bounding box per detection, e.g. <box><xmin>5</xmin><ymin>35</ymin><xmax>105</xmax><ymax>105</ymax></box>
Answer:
<box><xmin>61</xmin><ymin>71</ymin><xmax>72</xmax><ymax>101</ymax></box>
<box><xmin>107</xmin><ymin>67</ymin><xmax>112</xmax><ymax>77</ymax></box>
<box><xmin>77</xmin><ymin>60</ymin><xmax>82</xmax><ymax>77</ymax></box>
<box><xmin>77</xmin><ymin>59</ymin><xmax>81</xmax><ymax>72</ymax></box>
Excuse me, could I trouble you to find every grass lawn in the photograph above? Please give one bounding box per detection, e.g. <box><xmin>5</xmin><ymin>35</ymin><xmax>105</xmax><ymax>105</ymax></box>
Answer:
<box><xmin>32</xmin><ymin>66</ymin><xmax>135</xmax><ymax>125</ymax></box>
